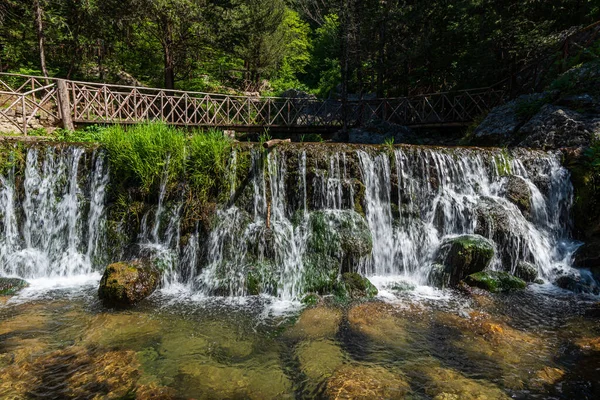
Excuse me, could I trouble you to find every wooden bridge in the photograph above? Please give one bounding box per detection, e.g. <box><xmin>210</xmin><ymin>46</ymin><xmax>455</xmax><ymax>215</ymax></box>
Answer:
<box><xmin>0</xmin><ymin>72</ymin><xmax>505</xmax><ymax>135</ymax></box>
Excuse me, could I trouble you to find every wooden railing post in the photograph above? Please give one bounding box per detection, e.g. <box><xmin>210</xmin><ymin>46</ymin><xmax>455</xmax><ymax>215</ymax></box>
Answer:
<box><xmin>57</xmin><ymin>79</ymin><xmax>74</xmax><ymax>130</ymax></box>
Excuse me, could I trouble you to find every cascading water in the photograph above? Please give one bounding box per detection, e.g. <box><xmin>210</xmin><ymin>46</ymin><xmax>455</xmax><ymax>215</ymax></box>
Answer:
<box><xmin>0</xmin><ymin>143</ymin><xmax>589</xmax><ymax>299</ymax></box>
<box><xmin>0</xmin><ymin>146</ymin><xmax>109</xmax><ymax>279</ymax></box>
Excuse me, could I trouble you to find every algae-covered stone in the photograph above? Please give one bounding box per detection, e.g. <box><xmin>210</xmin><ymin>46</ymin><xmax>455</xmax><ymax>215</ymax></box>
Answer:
<box><xmin>326</xmin><ymin>364</ymin><xmax>410</xmax><ymax>399</ymax></box>
<box><xmin>336</xmin><ymin>272</ymin><xmax>378</xmax><ymax>300</ymax></box>
<box><xmin>514</xmin><ymin>261</ymin><xmax>538</xmax><ymax>282</ymax></box>
<box><xmin>98</xmin><ymin>260</ymin><xmax>160</xmax><ymax>306</ymax></box>
<box><xmin>297</xmin><ymin>340</ymin><xmax>344</xmax><ymax>382</ymax></box>
<box><xmin>431</xmin><ymin>235</ymin><xmax>495</xmax><ymax>287</ymax></box>
<box><xmin>0</xmin><ymin>277</ymin><xmax>28</xmax><ymax>296</ymax></box>
<box><xmin>465</xmin><ymin>271</ymin><xmax>526</xmax><ymax>293</ymax></box>
<box><xmin>308</xmin><ymin>210</ymin><xmax>373</xmax><ymax>269</ymax></box>
<box><xmin>285</xmin><ymin>306</ymin><xmax>343</xmax><ymax>340</ymax></box>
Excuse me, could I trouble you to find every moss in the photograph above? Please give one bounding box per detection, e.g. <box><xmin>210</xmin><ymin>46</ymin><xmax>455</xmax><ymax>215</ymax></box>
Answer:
<box><xmin>465</xmin><ymin>271</ymin><xmax>526</xmax><ymax>293</ymax></box>
<box><xmin>434</xmin><ymin>235</ymin><xmax>495</xmax><ymax>287</ymax></box>
<box><xmin>515</xmin><ymin>94</ymin><xmax>551</xmax><ymax>120</ymax></box>
<box><xmin>98</xmin><ymin>260</ymin><xmax>161</xmax><ymax>306</ymax></box>
<box><xmin>336</xmin><ymin>272</ymin><xmax>378</xmax><ymax>300</ymax></box>
<box><xmin>245</xmin><ymin>261</ymin><xmax>278</xmax><ymax>296</ymax></box>
<box><xmin>0</xmin><ymin>142</ymin><xmax>26</xmax><ymax>176</ymax></box>
<box><xmin>494</xmin><ymin>148</ymin><xmax>512</xmax><ymax>177</ymax></box>
<box><xmin>0</xmin><ymin>278</ymin><xmax>29</xmax><ymax>296</ymax></box>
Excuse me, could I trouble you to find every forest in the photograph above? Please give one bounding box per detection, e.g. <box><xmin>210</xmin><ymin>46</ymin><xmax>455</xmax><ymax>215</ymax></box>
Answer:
<box><xmin>0</xmin><ymin>1</ymin><xmax>598</xmax><ymax>98</ymax></box>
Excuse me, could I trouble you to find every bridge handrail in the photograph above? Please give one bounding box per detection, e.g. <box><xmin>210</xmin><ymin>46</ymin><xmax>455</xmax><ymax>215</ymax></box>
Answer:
<box><xmin>0</xmin><ymin>72</ymin><xmax>503</xmax><ymax>102</ymax></box>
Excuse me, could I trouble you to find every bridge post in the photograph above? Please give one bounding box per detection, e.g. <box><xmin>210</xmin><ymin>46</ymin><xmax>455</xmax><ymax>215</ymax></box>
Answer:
<box><xmin>56</xmin><ymin>79</ymin><xmax>74</xmax><ymax>131</ymax></box>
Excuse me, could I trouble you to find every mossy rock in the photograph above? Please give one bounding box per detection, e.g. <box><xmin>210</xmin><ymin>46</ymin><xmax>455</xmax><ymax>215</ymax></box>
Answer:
<box><xmin>433</xmin><ymin>235</ymin><xmax>495</xmax><ymax>287</ymax></box>
<box><xmin>336</xmin><ymin>272</ymin><xmax>378</xmax><ymax>300</ymax></box>
<box><xmin>308</xmin><ymin>210</ymin><xmax>373</xmax><ymax>264</ymax></box>
<box><xmin>465</xmin><ymin>271</ymin><xmax>526</xmax><ymax>293</ymax></box>
<box><xmin>506</xmin><ymin>176</ymin><xmax>532</xmax><ymax>217</ymax></box>
<box><xmin>0</xmin><ymin>278</ymin><xmax>28</xmax><ymax>296</ymax></box>
<box><xmin>514</xmin><ymin>261</ymin><xmax>538</xmax><ymax>282</ymax></box>
<box><xmin>98</xmin><ymin>260</ymin><xmax>160</xmax><ymax>307</ymax></box>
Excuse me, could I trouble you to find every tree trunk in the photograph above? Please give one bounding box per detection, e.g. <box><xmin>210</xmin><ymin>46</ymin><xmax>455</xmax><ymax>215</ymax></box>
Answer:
<box><xmin>162</xmin><ymin>19</ymin><xmax>175</xmax><ymax>90</ymax></box>
<box><xmin>34</xmin><ymin>0</ymin><xmax>48</xmax><ymax>78</ymax></box>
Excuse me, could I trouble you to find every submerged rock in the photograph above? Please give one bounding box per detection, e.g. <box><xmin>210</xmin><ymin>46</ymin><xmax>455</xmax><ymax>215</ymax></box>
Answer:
<box><xmin>430</xmin><ymin>235</ymin><xmax>495</xmax><ymax>288</ymax></box>
<box><xmin>98</xmin><ymin>260</ymin><xmax>160</xmax><ymax>307</ymax></box>
<box><xmin>297</xmin><ymin>340</ymin><xmax>344</xmax><ymax>382</ymax></box>
<box><xmin>326</xmin><ymin>364</ymin><xmax>410</xmax><ymax>399</ymax></box>
<box><xmin>336</xmin><ymin>272</ymin><xmax>378</xmax><ymax>300</ymax></box>
<box><xmin>0</xmin><ymin>277</ymin><xmax>28</xmax><ymax>296</ymax></box>
<box><xmin>465</xmin><ymin>271</ymin><xmax>526</xmax><ymax>293</ymax></box>
<box><xmin>285</xmin><ymin>306</ymin><xmax>343</xmax><ymax>340</ymax></box>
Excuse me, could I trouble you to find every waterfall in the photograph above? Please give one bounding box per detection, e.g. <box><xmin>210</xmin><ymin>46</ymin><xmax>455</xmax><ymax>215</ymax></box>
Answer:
<box><xmin>0</xmin><ymin>147</ymin><xmax>109</xmax><ymax>279</ymax></box>
<box><xmin>357</xmin><ymin>147</ymin><xmax>575</xmax><ymax>284</ymax></box>
<box><xmin>0</xmin><ymin>143</ymin><xmax>584</xmax><ymax>299</ymax></box>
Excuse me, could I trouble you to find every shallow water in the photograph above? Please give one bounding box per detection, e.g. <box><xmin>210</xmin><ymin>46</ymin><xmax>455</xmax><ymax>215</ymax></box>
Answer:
<box><xmin>1</xmin><ymin>283</ymin><xmax>599</xmax><ymax>399</ymax></box>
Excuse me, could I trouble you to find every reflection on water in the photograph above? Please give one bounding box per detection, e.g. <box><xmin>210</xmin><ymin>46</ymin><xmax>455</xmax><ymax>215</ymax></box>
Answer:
<box><xmin>1</xmin><ymin>287</ymin><xmax>599</xmax><ymax>399</ymax></box>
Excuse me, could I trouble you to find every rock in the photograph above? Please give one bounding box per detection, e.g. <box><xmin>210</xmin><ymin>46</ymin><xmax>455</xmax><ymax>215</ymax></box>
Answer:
<box><xmin>348</xmin><ymin>120</ymin><xmax>415</xmax><ymax>144</ymax></box>
<box><xmin>474</xmin><ymin>197</ymin><xmax>529</xmax><ymax>269</ymax></box>
<box><xmin>430</xmin><ymin>235</ymin><xmax>495</xmax><ymax>288</ymax></box>
<box><xmin>472</xmin><ymin>95</ymin><xmax>535</xmax><ymax>145</ymax></box>
<box><xmin>326</xmin><ymin>364</ymin><xmax>410</xmax><ymax>400</ymax></box>
<box><xmin>98</xmin><ymin>260</ymin><xmax>160</xmax><ymax>307</ymax></box>
<box><xmin>0</xmin><ymin>277</ymin><xmax>28</xmax><ymax>296</ymax></box>
<box><xmin>336</xmin><ymin>272</ymin><xmax>378</xmax><ymax>300</ymax></box>
<box><xmin>279</xmin><ymin>89</ymin><xmax>317</xmax><ymax>100</ymax></box>
<box><xmin>464</xmin><ymin>271</ymin><xmax>526</xmax><ymax>293</ymax></box>
<box><xmin>285</xmin><ymin>306</ymin><xmax>343</xmax><ymax>340</ymax></box>
<box><xmin>420</xmin><ymin>365</ymin><xmax>511</xmax><ymax>400</ymax></box>
<box><xmin>519</xmin><ymin>104</ymin><xmax>596</xmax><ymax>149</ymax></box>
<box><xmin>514</xmin><ymin>261</ymin><xmax>538</xmax><ymax>282</ymax></box>
<box><xmin>303</xmin><ymin>210</ymin><xmax>373</xmax><ymax>294</ymax></box>
<box><xmin>297</xmin><ymin>340</ymin><xmax>344</xmax><ymax>382</ymax></box>
<box><xmin>505</xmin><ymin>176</ymin><xmax>532</xmax><ymax>217</ymax></box>
<box><xmin>347</xmin><ymin>302</ymin><xmax>410</xmax><ymax>346</ymax></box>
<box><xmin>574</xmin><ymin>240</ymin><xmax>600</xmax><ymax>269</ymax></box>
<box><xmin>555</xmin><ymin>273</ymin><xmax>600</xmax><ymax>295</ymax></box>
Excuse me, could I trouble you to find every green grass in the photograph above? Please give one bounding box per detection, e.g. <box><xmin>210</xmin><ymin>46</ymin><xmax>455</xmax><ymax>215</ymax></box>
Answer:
<box><xmin>57</xmin><ymin>123</ymin><xmax>233</xmax><ymax>199</ymax></box>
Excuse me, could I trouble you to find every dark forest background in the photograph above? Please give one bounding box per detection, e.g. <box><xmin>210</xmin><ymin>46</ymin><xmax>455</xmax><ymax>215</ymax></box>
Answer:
<box><xmin>1</xmin><ymin>1</ymin><xmax>598</xmax><ymax>97</ymax></box>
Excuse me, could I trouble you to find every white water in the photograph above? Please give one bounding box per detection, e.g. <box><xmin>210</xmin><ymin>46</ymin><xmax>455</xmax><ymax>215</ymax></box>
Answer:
<box><xmin>0</xmin><ymin>147</ymin><xmax>108</xmax><ymax>281</ymax></box>
<box><xmin>0</xmin><ymin>144</ymin><xmax>588</xmax><ymax>300</ymax></box>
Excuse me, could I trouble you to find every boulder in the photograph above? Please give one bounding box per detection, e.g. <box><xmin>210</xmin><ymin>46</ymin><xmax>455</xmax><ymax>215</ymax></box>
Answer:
<box><xmin>505</xmin><ymin>176</ymin><xmax>532</xmax><ymax>217</ymax></box>
<box><xmin>514</xmin><ymin>261</ymin><xmax>538</xmax><ymax>282</ymax></box>
<box><xmin>336</xmin><ymin>273</ymin><xmax>378</xmax><ymax>300</ymax></box>
<box><xmin>475</xmin><ymin>197</ymin><xmax>529</xmax><ymax>269</ymax></box>
<box><xmin>464</xmin><ymin>271</ymin><xmax>526</xmax><ymax>293</ymax></box>
<box><xmin>430</xmin><ymin>235</ymin><xmax>495</xmax><ymax>287</ymax></box>
<box><xmin>0</xmin><ymin>278</ymin><xmax>28</xmax><ymax>296</ymax></box>
<box><xmin>555</xmin><ymin>273</ymin><xmax>600</xmax><ymax>295</ymax></box>
<box><xmin>98</xmin><ymin>260</ymin><xmax>160</xmax><ymax>307</ymax></box>
<box><xmin>574</xmin><ymin>240</ymin><xmax>600</xmax><ymax>270</ymax></box>
<box><xmin>519</xmin><ymin>104</ymin><xmax>597</xmax><ymax>149</ymax></box>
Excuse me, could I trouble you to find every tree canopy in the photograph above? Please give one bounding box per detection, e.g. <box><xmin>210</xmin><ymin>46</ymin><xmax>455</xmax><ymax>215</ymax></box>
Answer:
<box><xmin>0</xmin><ymin>0</ymin><xmax>598</xmax><ymax>96</ymax></box>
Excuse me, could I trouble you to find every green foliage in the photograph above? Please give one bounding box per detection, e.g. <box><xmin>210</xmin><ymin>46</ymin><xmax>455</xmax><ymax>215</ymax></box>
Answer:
<box><xmin>300</xmin><ymin>133</ymin><xmax>324</xmax><ymax>143</ymax></box>
<box><xmin>515</xmin><ymin>95</ymin><xmax>552</xmax><ymax>120</ymax></box>
<box><xmin>99</xmin><ymin>123</ymin><xmax>186</xmax><ymax>193</ymax></box>
<box><xmin>188</xmin><ymin>129</ymin><xmax>233</xmax><ymax>202</ymax></box>
<box><xmin>584</xmin><ymin>138</ymin><xmax>600</xmax><ymax>173</ymax></box>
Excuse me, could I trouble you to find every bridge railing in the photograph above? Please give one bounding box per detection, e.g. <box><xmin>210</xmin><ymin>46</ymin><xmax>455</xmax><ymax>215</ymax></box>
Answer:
<box><xmin>0</xmin><ymin>72</ymin><xmax>505</xmax><ymax>134</ymax></box>
<box><xmin>0</xmin><ymin>74</ymin><xmax>61</xmax><ymax>134</ymax></box>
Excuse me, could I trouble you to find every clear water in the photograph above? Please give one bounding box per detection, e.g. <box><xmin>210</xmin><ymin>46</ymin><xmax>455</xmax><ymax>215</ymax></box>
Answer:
<box><xmin>1</xmin><ymin>287</ymin><xmax>599</xmax><ymax>399</ymax></box>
